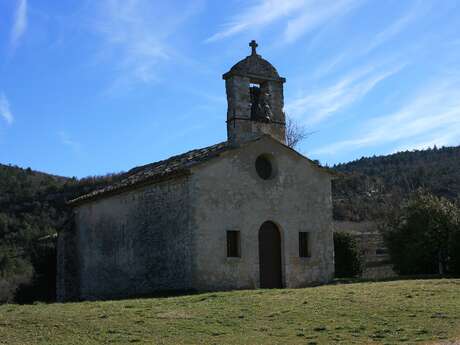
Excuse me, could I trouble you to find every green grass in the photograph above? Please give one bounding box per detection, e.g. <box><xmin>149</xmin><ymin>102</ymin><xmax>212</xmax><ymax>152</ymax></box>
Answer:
<box><xmin>1</xmin><ymin>279</ymin><xmax>460</xmax><ymax>345</ymax></box>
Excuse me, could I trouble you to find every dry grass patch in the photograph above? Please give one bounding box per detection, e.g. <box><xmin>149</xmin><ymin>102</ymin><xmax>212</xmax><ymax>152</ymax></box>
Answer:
<box><xmin>0</xmin><ymin>279</ymin><xmax>459</xmax><ymax>344</ymax></box>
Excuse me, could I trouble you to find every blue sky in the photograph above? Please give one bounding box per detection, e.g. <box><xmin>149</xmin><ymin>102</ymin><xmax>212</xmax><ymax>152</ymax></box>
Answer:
<box><xmin>0</xmin><ymin>0</ymin><xmax>459</xmax><ymax>178</ymax></box>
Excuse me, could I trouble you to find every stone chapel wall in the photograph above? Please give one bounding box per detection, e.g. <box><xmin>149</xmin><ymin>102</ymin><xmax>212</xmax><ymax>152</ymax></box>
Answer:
<box><xmin>72</xmin><ymin>176</ymin><xmax>192</xmax><ymax>300</ymax></box>
<box><xmin>189</xmin><ymin>137</ymin><xmax>334</xmax><ymax>291</ymax></box>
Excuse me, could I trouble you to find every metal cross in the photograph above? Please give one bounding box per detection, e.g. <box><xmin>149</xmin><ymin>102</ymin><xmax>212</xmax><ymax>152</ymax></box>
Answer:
<box><xmin>249</xmin><ymin>40</ymin><xmax>258</xmax><ymax>55</ymax></box>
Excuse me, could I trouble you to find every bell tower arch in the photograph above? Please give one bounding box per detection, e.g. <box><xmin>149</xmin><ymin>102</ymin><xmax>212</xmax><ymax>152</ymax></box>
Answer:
<box><xmin>223</xmin><ymin>40</ymin><xmax>286</xmax><ymax>144</ymax></box>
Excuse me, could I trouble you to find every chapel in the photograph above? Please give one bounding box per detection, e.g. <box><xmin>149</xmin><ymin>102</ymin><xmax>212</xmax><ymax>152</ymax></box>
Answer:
<box><xmin>57</xmin><ymin>41</ymin><xmax>335</xmax><ymax>301</ymax></box>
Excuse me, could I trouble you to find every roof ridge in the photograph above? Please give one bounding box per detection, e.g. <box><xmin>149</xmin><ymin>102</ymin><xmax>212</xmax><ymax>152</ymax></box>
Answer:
<box><xmin>68</xmin><ymin>140</ymin><xmax>231</xmax><ymax>205</ymax></box>
<box><xmin>128</xmin><ymin>140</ymin><xmax>229</xmax><ymax>175</ymax></box>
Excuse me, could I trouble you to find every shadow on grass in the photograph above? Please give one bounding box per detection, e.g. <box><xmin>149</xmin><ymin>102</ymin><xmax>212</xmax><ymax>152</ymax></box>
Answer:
<box><xmin>331</xmin><ymin>273</ymin><xmax>460</xmax><ymax>285</ymax></box>
<box><xmin>18</xmin><ymin>274</ymin><xmax>460</xmax><ymax>305</ymax></box>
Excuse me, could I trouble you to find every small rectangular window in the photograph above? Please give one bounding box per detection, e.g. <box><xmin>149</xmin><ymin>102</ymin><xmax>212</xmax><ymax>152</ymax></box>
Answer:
<box><xmin>227</xmin><ymin>230</ymin><xmax>241</xmax><ymax>257</ymax></box>
<box><xmin>376</xmin><ymin>248</ymin><xmax>388</xmax><ymax>255</ymax></box>
<box><xmin>299</xmin><ymin>232</ymin><xmax>310</xmax><ymax>257</ymax></box>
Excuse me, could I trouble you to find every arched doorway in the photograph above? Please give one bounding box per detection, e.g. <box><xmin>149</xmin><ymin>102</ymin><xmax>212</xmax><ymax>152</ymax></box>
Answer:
<box><xmin>258</xmin><ymin>221</ymin><xmax>282</xmax><ymax>288</ymax></box>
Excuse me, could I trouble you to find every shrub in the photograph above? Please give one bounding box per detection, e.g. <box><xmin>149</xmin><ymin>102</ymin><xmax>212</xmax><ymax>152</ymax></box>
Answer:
<box><xmin>381</xmin><ymin>191</ymin><xmax>460</xmax><ymax>275</ymax></box>
<box><xmin>0</xmin><ymin>251</ymin><xmax>33</xmax><ymax>303</ymax></box>
<box><xmin>15</xmin><ymin>241</ymin><xmax>56</xmax><ymax>304</ymax></box>
<box><xmin>334</xmin><ymin>232</ymin><xmax>364</xmax><ymax>278</ymax></box>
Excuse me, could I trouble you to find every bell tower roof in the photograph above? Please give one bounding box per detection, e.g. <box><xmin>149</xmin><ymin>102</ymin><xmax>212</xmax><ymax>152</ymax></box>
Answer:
<box><xmin>223</xmin><ymin>41</ymin><xmax>286</xmax><ymax>144</ymax></box>
<box><xmin>223</xmin><ymin>40</ymin><xmax>285</xmax><ymax>82</ymax></box>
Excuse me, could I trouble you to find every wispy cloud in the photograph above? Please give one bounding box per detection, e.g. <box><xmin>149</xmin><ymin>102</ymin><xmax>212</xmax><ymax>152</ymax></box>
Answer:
<box><xmin>360</xmin><ymin>2</ymin><xmax>426</xmax><ymax>56</ymax></box>
<box><xmin>90</xmin><ymin>0</ymin><xmax>202</xmax><ymax>88</ymax></box>
<box><xmin>10</xmin><ymin>0</ymin><xmax>28</xmax><ymax>51</ymax></box>
<box><xmin>310</xmin><ymin>2</ymin><xmax>426</xmax><ymax>79</ymax></box>
<box><xmin>58</xmin><ymin>131</ymin><xmax>81</xmax><ymax>154</ymax></box>
<box><xmin>0</xmin><ymin>93</ymin><xmax>14</xmax><ymax>125</ymax></box>
<box><xmin>283</xmin><ymin>0</ymin><xmax>359</xmax><ymax>44</ymax></box>
<box><xmin>394</xmin><ymin>127</ymin><xmax>460</xmax><ymax>152</ymax></box>
<box><xmin>206</xmin><ymin>0</ymin><xmax>360</xmax><ymax>44</ymax></box>
<box><xmin>205</xmin><ymin>0</ymin><xmax>304</xmax><ymax>43</ymax></box>
<box><xmin>311</xmin><ymin>53</ymin><xmax>346</xmax><ymax>80</ymax></box>
<box><xmin>286</xmin><ymin>61</ymin><xmax>405</xmax><ymax>125</ymax></box>
<box><xmin>312</xmin><ymin>77</ymin><xmax>460</xmax><ymax>156</ymax></box>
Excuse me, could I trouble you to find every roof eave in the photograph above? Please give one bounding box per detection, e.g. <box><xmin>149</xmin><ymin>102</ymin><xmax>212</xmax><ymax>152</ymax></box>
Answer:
<box><xmin>222</xmin><ymin>71</ymin><xmax>285</xmax><ymax>82</ymax></box>
<box><xmin>68</xmin><ymin>169</ymin><xmax>192</xmax><ymax>207</ymax></box>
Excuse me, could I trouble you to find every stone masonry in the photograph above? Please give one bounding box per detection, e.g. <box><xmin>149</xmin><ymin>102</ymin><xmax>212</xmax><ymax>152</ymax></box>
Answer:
<box><xmin>57</xmin><ymin>41</ymin><xmax>335</xmax><ymax>301</ymax></box>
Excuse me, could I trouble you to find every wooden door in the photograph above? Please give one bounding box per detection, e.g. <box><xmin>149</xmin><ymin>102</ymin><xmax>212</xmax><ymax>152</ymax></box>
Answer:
<box><xmin>258</xmin><ymin>221</ymin><xmax>282</xmax><ymax>288</ymax></box>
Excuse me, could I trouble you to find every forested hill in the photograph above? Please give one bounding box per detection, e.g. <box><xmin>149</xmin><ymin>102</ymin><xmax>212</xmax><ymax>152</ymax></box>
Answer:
<box><xmin>332</xmin><ymin>145</ymin><xmax>460</xmax><ymax>222</ymax></box>
<box><xmin>1</xmin><ymin>145</ymin><xmax>460</xmax><ymax>302</ymax></box>
<box><xmin>0</xmin><ymin>164</ymin><xmax>123</xmax><ymax>245</ymax></box>
<box><xmin>0</xmin><ymin>164</ymin><xmax>122</xmax><ymax>302</ymax></box>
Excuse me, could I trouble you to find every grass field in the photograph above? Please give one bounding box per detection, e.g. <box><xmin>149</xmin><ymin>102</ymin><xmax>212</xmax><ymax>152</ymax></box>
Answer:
<box><xmin>0</xmin><ymin>279</ymin><xmax>459</xmax><ymax>345</ymax></box>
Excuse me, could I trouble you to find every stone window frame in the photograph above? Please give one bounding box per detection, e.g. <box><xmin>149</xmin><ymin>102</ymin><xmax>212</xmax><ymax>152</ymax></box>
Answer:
<box><xmin>299</xmin><ymin>231</ymin><xmax>311</xmax><ymax>258</ymax></box>
<box><xmin>226</xmin><ymin>230</ymin><xmax>241</xmax><ymax>258</ymax></box>
<box><xmin>255</xmin><ymin>153</ymin><xmax>277</xmax><ymax>180</ymax></box>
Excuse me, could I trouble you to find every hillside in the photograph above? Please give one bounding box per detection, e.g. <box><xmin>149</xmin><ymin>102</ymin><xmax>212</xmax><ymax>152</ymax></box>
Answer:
<box><xmin>332</xmin><ymin>146</ymin><xmax>460</xmax><ymax>221</ymax></box>
<box><xmin>0</xmin><ymin>164</ymin><xmax>123</xmax><ymax>302</ymax></box>
<box><xmin>1</xmin><ymin>145</ymin><xmax>459</xmax><ymax>302</ymax></box>
<box><xmin>0</xmin><ymin>279</ymin><xmax>459</xmax><ymax>344</ymax></box>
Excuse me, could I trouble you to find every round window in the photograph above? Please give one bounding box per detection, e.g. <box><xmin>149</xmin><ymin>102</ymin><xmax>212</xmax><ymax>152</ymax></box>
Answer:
<box><xmin>255</xmin><ymin>155</ymin><xmax>273</xmax><ymax>180</ymax></box>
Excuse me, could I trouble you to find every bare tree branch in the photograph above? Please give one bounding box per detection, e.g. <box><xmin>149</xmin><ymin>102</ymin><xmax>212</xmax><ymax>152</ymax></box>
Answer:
<box><xmin>285</xmin><ymin>116</ymin><xmax>310</xmax><ymax>149</ymax></box>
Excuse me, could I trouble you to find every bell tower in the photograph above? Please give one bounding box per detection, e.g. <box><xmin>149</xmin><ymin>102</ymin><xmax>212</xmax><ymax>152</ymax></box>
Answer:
<box><xmin>223</xmin><ymin>40</ymin><xmax>286</xmax><ymax>144</ymax></box>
